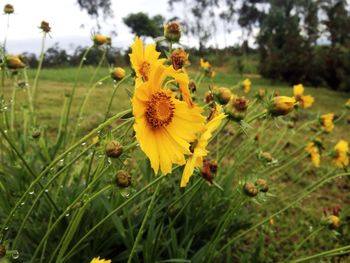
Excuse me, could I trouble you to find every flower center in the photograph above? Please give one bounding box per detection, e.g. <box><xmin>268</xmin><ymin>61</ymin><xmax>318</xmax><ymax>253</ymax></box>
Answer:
<box><xmin>146</xmin><ymin>91</ymin><xmax>175</xmax><ymax>128</ymax></box>
<box><xmin>139</xmin><ymin>61</ymin><xmax>150</xmax><ymax>81</ymax></box>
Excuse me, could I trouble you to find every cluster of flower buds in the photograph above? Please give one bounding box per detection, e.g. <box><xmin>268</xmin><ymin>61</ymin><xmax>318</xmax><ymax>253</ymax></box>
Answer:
<box><xmin>243</xmin><ymin>178</ymin><xmax>269</xmax><ymax>197</ymax></box>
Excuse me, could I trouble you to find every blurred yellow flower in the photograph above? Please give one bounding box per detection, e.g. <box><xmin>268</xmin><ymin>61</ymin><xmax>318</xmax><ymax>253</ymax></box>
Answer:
<box><xmin>305</xmin><ymin>142</ymin><xmax>320</xmax><ymax>168</ymax></box>
<box><xmin>129</xmin><ymin>37</ymin><xmax>164</xmax><ymax>83</ymax></box>
<box><xmin>320</xmin><ymin>113</ymin><xmax>334</xmax><ymax>133</ymax></box>
<box><xmin>271</xmin><ymin>96</ymin><xmax>296</xmax><ymax>116</ymax></box>
<box><xmin>93</xmin><ymin>34</ymin><xmax>109</xmax><ymax>46</ymax></box>
<box><xmin>200</xmin><ymin>58</ymin><xmax>210</xmax><ymax>70</ymax></box>
<box><xmin>293</xmin><ymin>84</ymin><xmax>304</xmax><ymax>98</ymax></box>
<box><xmin>90</xmin><ymin>257</ymin><xmax>111</xmax><ymax>263</ymax></box>
<box><xmin>111</xmin><ymin>67</ymin><xmax>126</xmax><ymax>81</ymax></box>
<box><xmin>132</xmin><ymin>63</ymin><xmax>205</xmax><ymax>175</ymax></box>
<box><xmin>333</xmin><ymin>140</ymin><xmax>349</xmax><ymax>168</ymax></box>
<box><xmin>299</xmin><ymin>95</ymin><xmax>315</xmax><ymax>109</ymax></box>
<box><xmin>242</xmin><ymin>79</ymin><xmax>251</xmax><ymax>94</ymax></box>
<box><xmin>181</xmin><ymin>111</ymin><xmax>226</xmax><ymax>187</ymax></box>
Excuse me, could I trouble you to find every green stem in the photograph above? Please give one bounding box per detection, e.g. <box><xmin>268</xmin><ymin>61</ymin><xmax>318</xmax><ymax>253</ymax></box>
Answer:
<box><xmin>62</xmin><ymin>174</ymin><xmax>166</xmax><ymax>262</ymax></box>
<box><xmin>217</xmin><ymin>172</ymin><xmax>350</xmax><ymax>255</ymax></box>
<box><xmin>290</xmin><ymin>245</ymin><xmax>350</xmax><ymax>263</ymax></box>
<box><xmin>0</xmin><ymin>109</ymin><xmax>131</xmax><ymax>237</ymax></box>
<box><xmin>104</xmin><ymin>74</ymin><xmax>131</xmax><ymax>120</ymax></box>
<box><xmin>284</xmin><ymin>227</ymin><xmax>324</xmax><ymax>262</ymax></box>
<box><xmin>127</xmin><ymin>177</ymin><xmax>163</xmax><ymax>263</ymax></box>
<box><xmin>32</xmin><ymin>33</ymin><xmax>47</xmax><ymax>111</ymax></box>
<box><xmin>10</xmin><ymin>75</ymin><xmax>17</xmax><ymax>131</ymax></box>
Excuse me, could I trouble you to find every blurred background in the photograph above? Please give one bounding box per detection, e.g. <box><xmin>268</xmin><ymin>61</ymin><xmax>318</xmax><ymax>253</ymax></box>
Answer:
<box><xmin>1</xmin><ymin>0</ymin><xmax>350</xmax><ymax>92</ymax></box>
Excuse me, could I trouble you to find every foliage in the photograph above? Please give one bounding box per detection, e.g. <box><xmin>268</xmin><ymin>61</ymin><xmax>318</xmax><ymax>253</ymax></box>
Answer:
<box><xmin>123</xmin><ymin>13</ymin><xmax>165</xmax><ymax>38</ymax></box>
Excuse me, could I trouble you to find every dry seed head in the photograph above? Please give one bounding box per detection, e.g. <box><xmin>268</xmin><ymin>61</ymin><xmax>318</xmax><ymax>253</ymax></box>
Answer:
<box><xmin>105</xmin><ymin>140</ymin><xmax>123</xmax><ymax>158</ymax></box>
<box><xmin>170</xmin><ymin>48</ymin><xmax>188</xmax><ymax>70</ymax></box>
<box><xmin>244</xmin><ymin>182</ymin><xmax>258</xmax><ymax>197</ymax></box>
<box><xmin>115</xmin><ymin>170</ymin><xmax>131</xmax><ymax>188</ymax></box>
<box><xmin>4</xmin><ymin>4</ymin><xmax>14</xmax><ymax>14</ymax></box>
<box><xmin>204</xmin><ymin>91</ymin><xmax>214</xmax><ymax>104</ymax></box>
<box><xmin>255</xmin><ymin>179</ymin><xmax>269</xmax><ymax>193</ymax></box>
<box><xmin>164</xmin><ymin>21</ymin><xmax>181</xmax><ymax>42</ymax></box>
<box><xmin>40</xmin><ymin>21</ymin><xmax>51</xmax><ymax>33</ymax></box>
<box><xmin>111</xmin><ymin>67</ymin><xmax>126</xmax><ymax>81</ymax></box>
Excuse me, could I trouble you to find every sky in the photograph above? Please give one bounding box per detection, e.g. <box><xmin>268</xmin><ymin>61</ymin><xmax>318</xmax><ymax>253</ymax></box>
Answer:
<box><xmin>0</xmin><ymin>0</ymin><xmax>246</xmax><ymax>55</ymax></box>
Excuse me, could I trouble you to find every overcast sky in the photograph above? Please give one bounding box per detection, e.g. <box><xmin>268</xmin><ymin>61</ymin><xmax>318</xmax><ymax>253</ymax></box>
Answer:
<box><xmin>0</xmin><ymin>0</ymin><xmax>245</xmax><ymax>55</ymax></box>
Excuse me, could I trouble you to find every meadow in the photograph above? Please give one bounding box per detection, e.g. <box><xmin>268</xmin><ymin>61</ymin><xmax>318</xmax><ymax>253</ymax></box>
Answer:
<box><xmin>1</xmin><ymin>14</ymin><xmax>350</xmax><ymax>263</ymax></box>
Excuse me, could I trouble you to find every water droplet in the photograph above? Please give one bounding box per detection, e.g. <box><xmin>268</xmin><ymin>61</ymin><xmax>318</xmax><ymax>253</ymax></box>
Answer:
<box><xmin>44</xmin><ymin>189</ymin><xmax>49</xmax><ymax>193</ymax></box>
<box><xmin>12</xmin><ymin>250</ymin><xmax>19</xmax><ymax>259</ymax></box>
<box><xmin>98</xmin><ymin>81</ymin><xmax>103</xmax><ymax>86</ymax></box>
<box><xmin>81</xmin><ymin>142</ymin><xmax>86</xmax><ymax>146</ymax></box>
<box><xmin>20</xmin><ymin>202</ymin><xmax>25</xmax><ymax>206</ymax></box>
<box><xmin>83</xmin><ymin>57</ymin><xmax>87</xmax><ymax>61</ymax></box>
<box><xmin>29</xmin><ymin>191</ymin><xmax>35</xmax><ymax>195</ymax></box>
<box><xmin>4</xmin><ymin>227</ymin><xmax>9</xmax><ymax>231</ymax></box>
<box><xmin>65</xmin><ymin>213</ymin><xmax>70</xmax><ymax>217</ymax></box>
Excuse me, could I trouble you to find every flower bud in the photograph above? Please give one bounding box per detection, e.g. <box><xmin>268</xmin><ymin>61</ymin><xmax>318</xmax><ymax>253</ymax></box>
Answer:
<box><xmin>322</xmin><ymin>215</ymin><xmax>340</xmax><ymax>229</ymax></box>
<box><xmin>105</xmin><ymin>140</ymin><xmax>123</xmax><ymax>158</ymax></box>
<box><xmin>115</xmin><ymin>170</ymin><xmax>131</xmax><ymax>188</ymax></box>
<box><xmin>170</xmin><ymin>48</ymin><xmax>188</xmax><ymax>70</ymax></box>
<box><xmin>189</xmin><ymin>80</ymin><xmax>196</xmax><ymax>93</ymax></box>
<box><xmin>0</xmin><ymin>244</ymin><xmax>5</xmax><ymax>258</ymax></box>
<box><xmin>259</xmin><ymin>152</ymin><xmax>273</xmax><ymax>163</ymax></box>
<box><xmin>256</xmin><ymin>88</ymin><xmax>265</xmax><ymax>99</ymax></box>
<box><xmin>255</xmin><ymin>179</ymin><xmax>269</xmax><ymax>193</ymax></box>
<box><xmin>93</xmin><ymin>34</ymin><xmax>109</xmax><ymax>46</ymax></box>
<box><xmin>225</xmin><ymin>95</ymin><xmax>248</xmax><ymax>121</ymax></box>
<box><xmin>244</xmin><ymin>182</ymin><xmax>258</xmax><ymax>197</ymax></box>
<box><xmin>5</xmin><ymin>55</ymin><xmax>25</xmax><ymax>70</ymax></box>
<box><xmin>32</xmin><ymin>129</ymin><xmax>41</xmax><ymax>139</ymax></box>
<box><xmin>111</xmin><ymin>67</ymin><xmax>126</xmax><ymax>81</ymax></box>
<box><xmin>204</xmin><ymin>91</ymin><xmax>214</xmax><ymax>104</ymax></box>
<box><xmin>40</xmin><ymin>21</ymin><xmax>51</xmax><ymax>33</ymax></box>
<box><xmin>270</xmin><ymin>96</ymin><xmax>295</xmax><ymax>116</ymax></box>
<box><xmin>3</xmin><ymin>4</ymin><xmax>14</xmax><ymax>14</ymax></box>
<box><xmin>164</xmin><ymin>21</ymin><xmax>181</xmax><ymax>42</ymax></box>
<box><xmin>214</xmin><ymin>87</ymin><xmax>232</xmax><ymax>105</ymax></box>
<box><xmin>201</xmin><ymin>159</ymin><xmax>218</xmax><ymax>184</ymax></box>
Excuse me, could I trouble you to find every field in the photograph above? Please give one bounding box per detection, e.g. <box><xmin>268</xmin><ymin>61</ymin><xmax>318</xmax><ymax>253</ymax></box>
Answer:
<box><xmin>1</xmin><ymin>16</ymin><xmax>350</xmax><ymax>262</ymax></box>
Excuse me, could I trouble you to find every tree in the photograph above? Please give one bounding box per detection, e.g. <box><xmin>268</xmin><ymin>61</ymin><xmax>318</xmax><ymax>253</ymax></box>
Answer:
<box><xmin>76</xmin><ymin>0</ymin><xmax>113</xmax><ymax>19</ymax></box>
<box><xmin>123</xmin><ymin>13</ymin><xmax>165</xmax><ymax>38</ymax></box>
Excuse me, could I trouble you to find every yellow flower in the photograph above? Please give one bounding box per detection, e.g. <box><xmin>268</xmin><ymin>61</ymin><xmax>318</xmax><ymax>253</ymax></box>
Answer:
<box><xmin>270</xmin><ymin>96</ymin><xmax>296</xmax><ymax>116</ymax></box>
<box><xmin>293</xmin><ymin>84</ymin><xmax>304</xmax><ymax>98</ymax></box>
<box><xmin>181</xmin><ymin>111</ymin><xmax>226</xmax><ymax>187</ymax></box>
<box><xmin>333</xmin><ymin>140</ymin><xmax>349</xmax><ymax>168</ymax></box>
<box><xmin>242</xmin><ymin>79</ymin><xmax>251</xmax><ymax>94</ymax></box>
<box><xmin>305</xmin><ymin>142</ymin><xmax>320</xmax><ymax>168</ymax></box>
<box><xmin>320</xmin><ymin>113</ymin><xmax>334</xmax><ymax>133</ymax></box>
<box><xmin>299</xmin><ymin>95</ymin><xmax>315</xmax><ymax>109</ymax></box>
<box><xmin>90</xmin><ymin>256</ymin><xmax>112</xmax><ymax>263</ymax></box>
<box><xmin>93</xmin><ymin>34</ymin><xmax>109</xmax><ymax>46</ymax></box>
<box><xmin>129</xmin><ymin>37</ymin><xmax>164</xmax><ymax>83</ymax></box>
<box><xmin>200</xmin><ymin>58</ymin><xmax>210</xmax><ymax>70</ymax></box>
<box><xmin>132</xmin><ymin>63</ymin><xmax>205</xmax><ymax>175</ymax></box>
